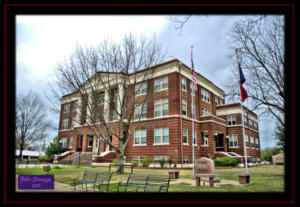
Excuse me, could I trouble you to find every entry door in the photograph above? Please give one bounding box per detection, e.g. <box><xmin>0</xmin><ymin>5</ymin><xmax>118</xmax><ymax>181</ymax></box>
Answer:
<box><xmin>77</xmin><ymin>135</ymin><xmax>83</xmax><ymax>152</ymax></box>
<box><xmin>215</xmin><ymin>134</ymin><xmax>224</xmax><ymax>151</ymax></box>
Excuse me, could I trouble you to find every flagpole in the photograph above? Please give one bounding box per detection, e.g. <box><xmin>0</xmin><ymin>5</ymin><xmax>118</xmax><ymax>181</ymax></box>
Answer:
<box><xmin>191</xmin><ymin>46</ymin><xmax>195</xmax><ymax>175</ymax></box>
<box><xmin>235</xmin><ymin>49</ymin><xmax>248</xmax><ymax>174</ymax></box>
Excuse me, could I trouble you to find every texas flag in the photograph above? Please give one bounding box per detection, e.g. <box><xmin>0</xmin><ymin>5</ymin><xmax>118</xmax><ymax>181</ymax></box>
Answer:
<box><xmin>239</xmin><ymin>63</ymin><xmax>248</xmax><ymax>102</ymax></box>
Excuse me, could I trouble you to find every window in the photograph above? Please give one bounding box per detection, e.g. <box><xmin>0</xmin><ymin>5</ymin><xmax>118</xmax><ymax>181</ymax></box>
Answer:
<box><xmin>133</xmin><ymin>156</ymin><xmax>147</xmax><ymax>164</ymax></box>
<box><xmin>154</xmin><ymin>76</ymin><xmax>168</xmax><ymax>91</ymax></box>
<box><xmin>60</xmin><ymin>137</ymin><xmax>67</xmax><ymax>148</ymax></box>
<box><xmin>154</xmin><ymin>128</ymin><xmax>169</xmax><ymax>144</ymax></box>
<box><xmin>181</xmin><ymin>77</ymin><xmax>186</xmax><ymax>90</ymax></box>
<box><xmin>190</xmin><ymin>82</ymin><xmax>194</xmax><ymax>94</ymax></box>
<box><xmin>245</xmin><ymin>135</ymin><xmax>249</xmax><ymax>148</ymax></box>
<box><xmin>192</xmin><ymin>130</ymin><xmax>197</xmax><ymax>145</ymax></box>
<box><xmin>154</xmin><ymin>156</ymin><xmax>169</xmax><ymax>163</ymax></box>
<box><xmin>154</xmin><ymin>98</ymin><xmax>168</xmax><ymax>117</ymax></box>
<box><xmin>229</xmin><ymin>135</ymin><xmax>238</xmax><ymax>148</ymax></box>
<box><xmin>227</xmin><ymin>116</ymin><xmax>236</xmax><ymax>125</ymax></box>
<box><xmin>182</xmin><ymin>99</ymin><xmax>187</xmax><ymax>116</ymax></box>
<box><xmin>73</xmin><ymin>101</ymin><xmax>78</xmax><ymax>111</ymax></box>
<box><xmin>135</xmin><ymin>82</ymin><xmax>147</xmax><ymax>95</ymax></box>
<box><xmin>183</xmin><ymin>156</ymin><xmax>189</xmax><ymax>164</ymax></box>
<box><xmin>88</xmin><ymin>135</ymin><xmax>93</xmax><ymax>148</ymax></box>
<box><xmin>183</xmin><ymin>128</ymin><xmax>188</xmax><ymax>144</ymax></box>
<box><xmin>243</xmin><ymin>117</ymin><xmax>248</xmax><ymax>126</ymax></box>
<box><xmin>62</xmin><ymin>118</ymin><xmax>69</xmax><ymax>129</ymax></box>
<box><xmin>69</xmin><ymin>137</ymin><xmax>73</xmax><ymax>148</ymax></box>
<box><xmin>250</xmin><ymin>137</ymin><xmax>255</xmax><ymax>148</ymax></box>
<box><xmin>135</xmin><ymin>104</ymin><xmax>147</xmax><ymax>120</ymax></box>
<box><xmin>255</xmin><ymin>138</ymin><xmax>260</xmax><ymax>149</ymax></box>
<box><xmin>97</xmin><ymin>92</ymin><xmax>105</xmax><ymax>104</ymax></box>
<box><xmin>249</xmin><ymin>119</ymin><xmax>253</xmax><ymax>127</ymax></box>
<box><xmin>215</xmin><ymin>96</ymin><xmax>219</xmax><ymax>106</ymax></box>
<box><xmin>63</xmin><ymin>103</ymin><xmax>70</xmax><ymax>113</ymax></box>
<box><xmin>202</xmin><ymin>132</ymin><xmax>208</xmax><ymax>146</ymax></box>
<box><xmin>201</xmin><ymin>88</ymin><xmax>210</xmax><ymax>102</ymax></box>
<box><xmin>202</xmin><ymin>107</ymin><xmax>211</xmax><ymax>116</ymax></box>
<box><xmin>134</xmin><ymin>130</ymin><xmax>147</xmax><ymax>145</ymax></box>
<box><xmin>71</xmin><ymin>115</ymin><xmax>76</xmax><ymax>128</ymax></box>
<box><xmin>254</xmin><ymin>122</ymin><xmax>258</xmax><ymax>129</ymax></box>
<box><xmin>191</xmin><ymin>103</ymin><xmax>195</xmax><ymax>119</ymax></box>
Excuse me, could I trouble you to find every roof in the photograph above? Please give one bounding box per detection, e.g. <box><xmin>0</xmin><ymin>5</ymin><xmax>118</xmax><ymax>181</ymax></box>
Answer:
<box><xmin>16</xmin><ymin>150</ymin><xmax>45</xmax><ymax>156</ymax></box>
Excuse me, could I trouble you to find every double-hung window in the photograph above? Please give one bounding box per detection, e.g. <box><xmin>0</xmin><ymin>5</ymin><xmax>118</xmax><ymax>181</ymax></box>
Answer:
<box><xmin>69</xmin><ymin>137</ymin><xmax>73</xmax><ymax>148</ymax></box>
<box><xmin>154</xmin><ymin>156</ymin><xmax>169</xmax><ymax>163</ymax></box>
<box><xmin>154</xmin><ymin>99</ymin><xmax>168</xmax><ymax>117</ymax></box>
<box><xmin>135</xmin><ymin>104</ymin><xmax>147</xmax><ymax>120</ymax></box>
<box><xmin>183</xmin><ymin>128</ymin><xmax>188</xmax><ymax>144</ymax></box>
<box><xmin>183</xmin><ymin>156</ymin><xmax>189</xmax><ymax>164</ymax></box>
<box><xmin>181</xmin><ymin>77</ymin><xmax>186</xmax><ymax>91</ymax></box>
<box><xmin>62</xmin><ymin>118</ymin><xmax>69</xmax><ymax>129</ymax></box>
<box><xmin>255</xmin><ymin>138</ymin><xmax>260</xmax><ymax>149</ymax></box>
<box><xmin>64</xmin><ymin>103</ymin><xmax>70</xmax><ymax>114</ymax></box>
<box><xmin>182</xmin><ymin>99</ymin><xmax>187</xmax><ymax>116</ymax></box>
<box><xmin>202</xmin><ymin>107</ymin><xmax>211</xmax><ymax>116</ymax></box>
<box><xmin>249</xmin><ymin>119</ymin><xmax>253</xmax><ymax>128</ymax></box>
<box><xmin>229</xmin><ymin>135</ymin><xmax>238</xmax><ymax>148</ymax></box>
<box><xmin>202</xmin><ymin>132</ymin><xmax>208</xmax><ymax>146</ymax></box>
<box><xmin>190</xmin><ymin>82</ymin><xmax>195</xmax><ymax>95</ymax></box>
<box><xmin>134</xmin><ymin>130</ymin><xmax>147</xmax><ymax>145</ymax></box>
<box><xmin>154</xmin><ymin>128</ymin><xmax>169</xmax><ymax>144</ymax></box>
<box><xmin>215</xmin><ymin>96</ymin><xmax>219</xmax><ymax>106</ymax></box>
<box><xmin>192</xmin><ymin>130</ymin><xmax>197</xmax><ymax>145</ymax></box>
<box><xmin>191</xmin><ymin>103</ymin><xmax>195</xmax><ymax>119</ymax></box>
<box><xmin>245</xmin><ymin>135</ymin><xmax>249</xmax><ymax>148</ymax></box>
<box><xmin>250</xmin><ymin>137</ymin><xmax>255</xmax><ymax>148</ymax></box>
<box><xmin>73</xmin><ymin>101</ymin><xmax>77</xmax><ymax>111</ymax></box>
<box><xmin>88</xmin><ymin>135</ymin><xmax>93</xmax><ymax>148</ymax></box>
<box><xmin>201</xmin><ymin>88</ymin><xmax>210</xmax><ymax>102</ymax></box>
<box><xmin>135</xmin><ymin>82</ymin><xmax>147</xmax><ymax>96</ymax></box>
<box><xmin>227</xmin><ymin>116</ymin><xmax>236</xmax><ymax>125</ymax></box>
<box><xmin>60</xmin><ymin>137</ymin><xmax>67</xmax><ymax>148</ymax></box>
<box><xmin>154</xmin><ymin>76</ymin><xmax>168</xmax><ymax>91</ymax></box>
<box><xmin>97</xmin><ymin>92</ymin><xmax>105</xmax><ymax>105</ymax></box>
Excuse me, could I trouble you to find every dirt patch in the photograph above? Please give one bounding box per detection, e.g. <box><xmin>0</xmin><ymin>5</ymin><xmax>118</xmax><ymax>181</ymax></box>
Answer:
<box><xmin>171</xmin><ymin>178</ymin><xmax>243</xmax><ymax>187</ymax></box>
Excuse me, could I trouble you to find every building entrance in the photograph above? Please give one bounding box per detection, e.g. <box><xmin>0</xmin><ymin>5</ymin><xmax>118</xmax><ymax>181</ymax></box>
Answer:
<box><xmin>215</xmin><ymin>134</ymin><xmax>224</xmax><ymax>151</ymax></box>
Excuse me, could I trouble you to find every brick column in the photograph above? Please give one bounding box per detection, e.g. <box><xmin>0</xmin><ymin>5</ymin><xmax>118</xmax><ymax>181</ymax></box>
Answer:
<box><xmin>72</xmin><ymin>135</ymin><xmax>77</xmax><ymax>151</ymax></box>
<box><xmin>82</xmin><ymin>134</ymin><xmax>87</xmax><ymax>152</ymax></box>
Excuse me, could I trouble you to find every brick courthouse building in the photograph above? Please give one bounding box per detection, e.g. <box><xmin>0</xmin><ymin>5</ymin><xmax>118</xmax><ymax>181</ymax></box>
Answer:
<box><xmin>57</xmin><ymin>59</ymin><xmax>261</xmax><ymax>165</ymax></box>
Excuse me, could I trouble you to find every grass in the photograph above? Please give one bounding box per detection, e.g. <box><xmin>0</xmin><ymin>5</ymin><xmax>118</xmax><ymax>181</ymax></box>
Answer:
<box><xmin>16</xmin><ymin>164</ymin><xmax>284</xmax><ymax>192</ymax></box>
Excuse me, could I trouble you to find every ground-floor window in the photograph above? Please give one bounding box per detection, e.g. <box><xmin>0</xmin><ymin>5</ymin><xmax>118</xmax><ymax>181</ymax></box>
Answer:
<box><xmin>229</xmin><ymin>135</ymin><xmax>238</xmax><ymax>148</ymax></box>
<box><xmin>153</xmin><ymin>156</ymin><xmax>169</xmax><ymax>163</ymax></box>
<box><xmin>88</xmin><ymin>135</ymin><xmax>93</xmax><ymax>148</ymax></box>
<box><xmin>133</xmin><ymin>156</ymin><xmax>147</xmax><ymax>164</ymax></box>
<box><xmin>69</xmin><ymin>137</ymin><xmax>73</xmax><ymax>148</ymax></box>
<box><xmin>183</xmin><ymin>156</ymin><xmax>189</xmax><ymax>164</ymax></box>
<box><xmin>60</xmin><ymin>137</ymin><xmax>67</xmax><ymax>148</ymax></box>
<box><xmin>154</xmin><ymin>128</ymin><xmax>169</xmax><ymax>144</ymax></box>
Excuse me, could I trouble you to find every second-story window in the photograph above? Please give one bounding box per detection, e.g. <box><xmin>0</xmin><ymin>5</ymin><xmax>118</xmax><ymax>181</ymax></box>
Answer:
<box><xmin>202</xmin><ymin>107</ymin><xmax>211</xmax><ymax>116</ymax></box>
<box><xmin>154</xmin><ymin>76</ymin><xmax>168</xmax><ymax>91</ymax></box>
<box><xmin>245</xmin><ymin>135</ymin><xmax>249</xmax><ymax>148</ymax></box>
<box><xmin>190</xmin><ymin>82</ymin><xmax>195</xmax><ymax>95</ymax></box>
<box><xmin>215</xmin><ymin>96</ymin><xmax>219</xmax><ymax>106</ymax></box>
<box><xmin>202</xmin><ymin>132</ymin><xmax>208</xmax><ymax>146</ymax></box>
<box><xmin>135</xmin><ymin>82</ymin><xmax>147</xmax><ymax>96</ymax></box>
<box><xmin>227</xmin><ymin>116</ymin><xmax>236</xmax><ymax>125</ymax></box>
<box><xmin>191</xmin><ymin>103</ymin><xmax>195</xmax><ymax>119</ymax></box>
<box><xmin>63</xmin><ymin>103</ymin><xmax>70</xmax><ymax>114</ymax></box>
<box><xmin>255</xmin><ymin>138</ymin><xmax>260</xmax><ymax>149</ymax></box>
<box><xmin>73</xmin><ymin>101</ymin><xmax>78</xmax><ymax>111</ymax></box>
<box><xmin>254</xmin><ymin>122</ymin><xmax>258</xmax><ymax>129</ymax></box>
<box><xmin>62</xmin><ymin>118</ymin><xmax>69</xmax><ymax>129</ymax></box>
<box><xmin>183</xmin><ymin>128</ymin><xmax>188</xmax><ymax>144</ymax></box>
<box><xmin>154</xmin><ymin>98</ymin><xmax>168</xmax><ymax>117</ymax></box>
<box><xmin>135</xmin><ymin>104</ymin><xmax>147</xmax><ymax>120</ymax></box>
<box><xmin>181</xmin><ymin>77</ymin><xmax>186</xmax><ymax>91</ymax></box>
<box><xmin>201</xmin><ymin>88</ymin><xmax>210</xmax><ymax>102</ymax></box>
<box><xmin>250</xmin><ymin>137</ymin><xmax>255</xmax><ymax>148</ymax></box>
<box><xmin>249</xmin><ymin>119</ymin><xmax>253</xmax><ymax>127</ymax></box>
<box><xmin>182</xmin><ymin>99</ymin><xmax>187</xmax><ymax>116</ymax></box>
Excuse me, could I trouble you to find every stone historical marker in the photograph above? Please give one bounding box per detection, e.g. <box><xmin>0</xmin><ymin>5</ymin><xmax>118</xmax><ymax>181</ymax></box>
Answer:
<box><xmin>193</xmin><ymin>157</ymin><xmax>219</xmax><ymax>187</ymax></box>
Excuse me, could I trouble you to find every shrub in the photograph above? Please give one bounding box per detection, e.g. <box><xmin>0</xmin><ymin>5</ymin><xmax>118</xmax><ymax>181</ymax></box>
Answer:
<box><xmin>112</xmin><ymin>158</ymin><xmax>119</xmax><ymax>165</ymax></box>
<box><xmin>214</xmin><ymin>157</ymin><xmax>238</xmax><ymax>166</ymax></box>
<box><xmin>58</xmin><ymin>159</ymin><xmax>72</xmax><ymax>165</ymax></box>
<box><xmin>39</xmin><ymin>155</ymin><xmax>53</xmax><ymax>163</ymax></box>
<box><xmin>53</xmin><ymin>165</ymin><xmax>62</xmax><ymax>169</ymax></box>
<box><xmin>45</xmin><ymin>136</ymin><xmax>67</xmax><ymax>157</ymax></box>
<box><xmin>159</xmin><ymin>159</ymin><xmax>166</xmax><ymax>168</ymax></box>
<box><xmin>132</xmin><ymin>161</ymin><xmax>139</xmax><ymax>167</ymax></box>
<box><xmin>141</xmin><ymin>157</ymin><xmax>153</xmax><ymax>167</ymax></box>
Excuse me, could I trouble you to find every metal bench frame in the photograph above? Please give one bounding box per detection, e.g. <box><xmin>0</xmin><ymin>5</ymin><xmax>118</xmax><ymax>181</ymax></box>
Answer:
<box><xmin>74</xmin><ymin>170</ymin><xmax>98</xmax><ymax>191</ymax></box>
<box><xmin>93</xmin><ymin>171</ymin><xmax>113</xmax><ymax>192</ymax></box>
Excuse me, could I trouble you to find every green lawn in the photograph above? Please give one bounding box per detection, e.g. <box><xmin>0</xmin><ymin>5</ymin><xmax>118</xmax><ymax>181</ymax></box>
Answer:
<box><xmin>16</xmin><ymin>165</ymin><xmax>284</xmax><ymax>192</ymax></box>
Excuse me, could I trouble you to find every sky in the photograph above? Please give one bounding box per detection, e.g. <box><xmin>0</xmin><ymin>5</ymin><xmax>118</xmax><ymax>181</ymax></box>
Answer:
<box><xmin>16</xmin><ymin>15</ymin><xmax>277</xmax><ymax>149</ymax></box>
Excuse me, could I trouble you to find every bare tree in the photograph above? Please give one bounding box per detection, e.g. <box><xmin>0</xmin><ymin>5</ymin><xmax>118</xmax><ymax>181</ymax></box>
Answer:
<box><xmin>53</xmin><ymin>33</ymin><xmax>166</xmax><ymax>173</ymax></box>
<box><xmin>16</xmin><ymin>90</ymin><xmax>51</xmax><ymax>157</ymax></box>
<box><xmin>224</xmin><ymin>16</ymin><xmax>285</xmax><ymax>127</ymax></box>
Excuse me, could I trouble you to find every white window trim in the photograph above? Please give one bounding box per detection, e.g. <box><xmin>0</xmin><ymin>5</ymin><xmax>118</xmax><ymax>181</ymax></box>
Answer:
<box><xmin>201</xmin><ymin>132</ymin><xmax>209</xmax><ymax>147</ymax></box>
<box><xmin>250</xmin><ymin>137</ymin><xmax>255</xmax><ymax>149</ymax></box>
<box><xmin>192</xmin><ymin>130</ymin><xmax>197</xmax><ymax>146</ymax></box>
<box><xmin>227</xmin><ymin>116</ymin><xmax>236</xmax><ymax>126</ymax></box>
<box><xmin>229</xmin><ymin>134</ymin><xmax>239</xmax><ymax>148</ymax></box>
<box><xmin>69</xmin><ymin>137</ymin><xmax>73</xmax><ymax>148</ymax></box>
<box><xmin>60</xmin><ymin>137</ymin><xmax>67</xmax><ymax>148</ymax></box>
<box><xmin>190</xmin><ymin>82</ymin><xmax>195</xmax><ymax>95</ymax></box>
<box><xmin>154</xmin><ymin>76</ymin><xmax>168</xmax><ymax>92</ymax></box>
<box><xmin>134</xmin><ymin>130</ymin><xmax>147</xmax><ymax>146</ymax></box>
<box><xmin>62</xmin><ymin>118</ymin><xmax>69</xmax><ymax>130</ymax></box>
<box><xmin>182</xmin><ymin>98</ymin><xmax>187</xmax><ymax>117</ymax></box>
<box><xmin>135</xmin><ymin>82</ymin><xmax>147</xmax><ymax>96</ymax></box>
<box><xmin>154</xmin><ymin>128</ymin><xmax>169</xmax><ymax>145</ymax></box>
<box><xmin>63</xmin><ymin>103</ymin><xmax>70</xmax><ymax>114</ymax></box>
<box><xmin>154</xmin><ymin>99</ymin><xmax>168</xmax><ymax>118</ymax></box>
<box><xmin>135</xmin><ymin>104</ymin><xmax>147</xmax><ymax>120</ymax></box>
<box><xmin>183</xmin><ymin>128</ymin><xmax>188</xmax><ymax>145</ymax></box>
<box><xmin>191</xmin><ymin>103</ymin><xmax>196</xmax><ymax>119</ymax></box>
<box><xmin>87</xmin><ymin>136</ymin><xmax>93</xmax><ymax>148</ymax></box>
<box><xmin>201</xmin><ymin>88</ymin><xmax>211</xmax><ymax>103</ymax></box>
<box><xmin>181</xmin><ymin>77</ymin><xmax>187</xmax><ymax>91</ymax></box>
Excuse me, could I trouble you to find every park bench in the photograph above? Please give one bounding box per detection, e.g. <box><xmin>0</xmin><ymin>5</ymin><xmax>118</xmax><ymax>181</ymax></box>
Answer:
<box><xmin>74</xmin><ymin>170</ymin><xmax>98</xmax><ymax>191</ymax></box>
<box><xmin>144</xmin><ymin>174</ymin><xmax>170</xmax><ymax>192</ymax></box>
<box><xmin>117</xmin><ymin>173</ymin><xmax>170</xmax><ymax>192</ymax></box>
<box><xmin>117</xmin><ymin>173</ymin><xmax>149</xmax><ymax>192</ymax></box>
<box><xmin>93</xmin><ymin>171</ymin><xmax>113</xmax><ymax>192</ymax></box>
<box><xmin>194</xmin><ymin>174</ymin><xmax>216</xmax><ymax>187</ymax></box>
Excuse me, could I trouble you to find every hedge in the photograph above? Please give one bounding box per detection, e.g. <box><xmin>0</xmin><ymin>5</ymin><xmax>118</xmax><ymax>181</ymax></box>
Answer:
<box><xmin>214</xmin><ymin>157</ymin><xmax>238</xmax><ymax>166</ymax></box>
